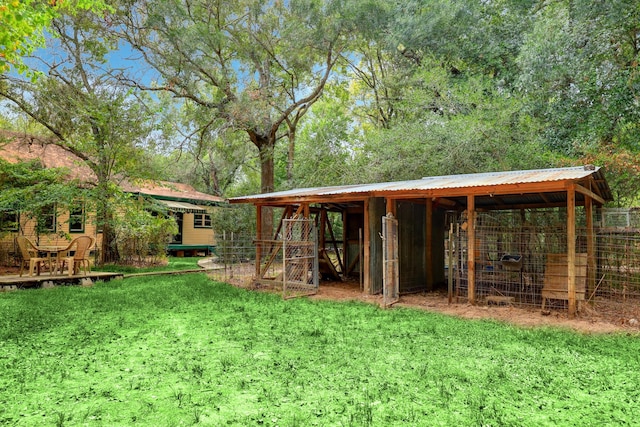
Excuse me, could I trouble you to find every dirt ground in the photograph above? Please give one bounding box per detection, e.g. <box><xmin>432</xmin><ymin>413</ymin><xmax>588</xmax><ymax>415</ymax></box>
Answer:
<box><xmin>308</xmin><ymin>280</ymin><xmax>639</xmax><ymax>335</ymax></box>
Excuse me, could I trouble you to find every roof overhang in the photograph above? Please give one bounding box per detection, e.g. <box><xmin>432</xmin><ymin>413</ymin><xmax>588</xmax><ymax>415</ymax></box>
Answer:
<box><xmin>155</xmin><ymin>200</ymin><xmax>208</xmax><ymax>213</ymax></box>
<box><xmin>229</xmin><ymin>166</ymin><xmax>613</xmax><ymax>210</ymax></box>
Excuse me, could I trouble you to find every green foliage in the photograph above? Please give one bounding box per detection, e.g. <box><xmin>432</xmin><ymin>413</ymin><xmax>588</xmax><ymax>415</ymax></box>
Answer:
<box><xmin>0</xmin><ymin>0</ymin><xmax>110</xmax><ymax>76</ymax></box>
<box><xmin>517</xmin><ymin>0</ymin><xmax>640</xmax><ymax>153</ymax></box>
<box><xmin>283</xmin><ymin>85</ymin><xmax>358</xmax><ymax>187</ymax></box>
<box><xmin>211</xmin><ymin>204</ymin><xmax>256</xmax><ymax>236</ymax></box>
<box><xmin>0</xmin><ymin>9</ymin><xmax>163</xmax><ymax>261</ymax></box>
<box><xmin>4</xmin><ymin>0</ymin><xmax>640</xmax><ymax>205</ymax></box>
<box><xmin>1</xmin><ymin>277</ymin><xmax>640</xmax><ymax>425</ymax></box>
<box><xmin>343</xmin><ymin>65</ymin><xmax>557</xmax><ymax>182</ymax></box>
<box><xmin>112</xmin><ymin>198</ymin><xmax>178</xmax><ymax>265</ymax></box>
<box><xmin>0</xmin><ymin>158</ymin><xmax>78</xmax><ymax>238</ymax></box>
<box><xmin>116</xmin><ymin>0</ymin><xmax>353</xmax><ymax>194</ymax></box>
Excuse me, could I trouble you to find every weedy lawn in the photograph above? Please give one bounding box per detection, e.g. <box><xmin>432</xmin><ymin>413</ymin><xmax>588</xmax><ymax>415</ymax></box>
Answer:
<box><xmin>93</xmin><ymin>257</ymin><xmax>203</xmax><ymax>274</ymax></box>
<box><xmin>1</xmin><ymin>274</ymin><xmax>639</xmax><ymax>426</ymax></box>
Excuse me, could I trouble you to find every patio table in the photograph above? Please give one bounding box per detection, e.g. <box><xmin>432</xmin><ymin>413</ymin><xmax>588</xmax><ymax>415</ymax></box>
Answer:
<box><xmin>36</xmin><ymin>245</ymin><xmax>69</xmax><ymax>276</ymax></box>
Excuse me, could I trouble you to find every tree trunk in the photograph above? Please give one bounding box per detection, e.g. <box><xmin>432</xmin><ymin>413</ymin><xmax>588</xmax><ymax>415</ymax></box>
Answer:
<box><xmin>98</xmin><ymin>200</ymin><xmax>119</xmax><ymax>264</ymax></box>
<box><xmin>286</xmin><ymin>125</ymin><xmax>296</xmax><ymax>185</ymax></box>
<box><xmin>251</xmin><ymin>131</ymin><xmax>275</xmax><ymax>239</ymax></box>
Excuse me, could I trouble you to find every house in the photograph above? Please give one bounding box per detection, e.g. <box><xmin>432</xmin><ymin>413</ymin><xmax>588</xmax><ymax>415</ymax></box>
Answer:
<box><xmin>229</xmin><ymin>166</ymin><xmax>613</xmax><ymax>317</ymax></box>
<box><xmin>120</xmin><ymin>180</ymin><xmax>225</xmax><ymax>256</ymax></box>
<box><xmin>0</xmin><ymin>131</ymin><xmax>226</xmax><ymax>260</ymax></box>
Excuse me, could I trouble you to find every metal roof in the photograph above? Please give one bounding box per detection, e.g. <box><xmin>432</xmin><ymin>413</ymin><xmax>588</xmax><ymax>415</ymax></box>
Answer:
<box><xmin>154</xmin><ymin>200</ymin><xmax>208</xmax><ymax>213</ymax></box>
<box><xmin>230</xmin><ymin>166</ymin><xmax>613</xmax><ymax>208</ymax></box>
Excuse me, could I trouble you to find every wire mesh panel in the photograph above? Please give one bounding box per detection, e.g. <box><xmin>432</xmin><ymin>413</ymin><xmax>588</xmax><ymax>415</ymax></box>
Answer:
<box><xmin>454</xmin><ymin>208</ymin><xmax>575</xmax><ymax>307</ymax></box>
<box><xmin>208</xmin><ymin>231</ymin><xmax>257</xmax><ymax>287</ymax></box>
<box><xmin>592</xmin><ymin>208</ymin><xmax>640</xmax><ymax>320</ymax></box>
<box><xmin>282</xmin><ymin>218</ymin><xmax>318</xmax><ymax>299</ymax></box>
<box><xmin>382</xmin><ymin>214</ymin><xmax>399</xmax><ymax>307</ymax></box>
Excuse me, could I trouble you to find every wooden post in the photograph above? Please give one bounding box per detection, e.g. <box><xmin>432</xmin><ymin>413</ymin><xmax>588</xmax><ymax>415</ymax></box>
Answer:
<box><xmin>467</xmin><ymin>195</ymin><xmax>476</xmax><ymax>305</ymax></box>
<box><xmin>385</xmin><ymin>198</ymin><xmax>396</xmax><ymax>217</ymax></box>
<box><xmin>448</xmin><ymin>222</ymin><xmax>453</xmax><ymax>304</ymax></box>
<box><xmin>363</xmin><ymin>199</ymin><xmax>370</xmax><ymax>294</ymax></box>
<box><xmin>426</xmin><ymin>198</ymin><xmax>433</xmax><ymax>291</ymax></box>
<box><xmin>567</xmin><ymin>184</ymin><xmax>577</xmax><ymax>317</ymax></box>
<box><xmin>255</xmin><ymin>205</ymin><xmax>262</xmax><ymax>278</ymax></box>
<box><xmin>319</xmin><ymin>209</ymin><xmax>327</xmax><ymax>249</ymax></box>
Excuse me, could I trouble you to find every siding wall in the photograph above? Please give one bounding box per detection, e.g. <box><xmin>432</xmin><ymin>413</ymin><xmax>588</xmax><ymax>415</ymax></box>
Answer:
<box><xmin>1</xmin><ymin>206</ymin><xmax>218</xmax><ymax>262</ymax></box>
<box><xmin>180</xmin><ymin>210</ymin><xmax>217</xmax><ymax>246</ymax></box>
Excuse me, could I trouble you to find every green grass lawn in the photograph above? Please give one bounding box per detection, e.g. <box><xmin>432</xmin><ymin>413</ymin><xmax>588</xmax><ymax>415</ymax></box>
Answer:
<box><xmin>1</xmin><ymin>275</ymin><xmax>639</xmax><ymax>426</ymax></box>
<box><xmin>93</xmin><ymin>257</ymin><xmax>203</xmax><ymax>274</ymax></box>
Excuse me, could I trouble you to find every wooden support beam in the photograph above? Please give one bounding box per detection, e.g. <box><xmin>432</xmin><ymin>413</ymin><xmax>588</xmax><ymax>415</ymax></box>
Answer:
<box><xmin>433</xmin><ymin>197</ymin><xmax>457</xmax><ymax>208</ymax></box>
<box><xmin>386</xmin><ymin>198</ymin><xmax>397</xmax><ymax>217</ymax></box>
<box><xmin>567</xmin><ymin>184</ymin><xmax>577</xmax><ymax>317</ymax></box>
<box><xmin>467</xmin><ymin>195</ymin><xmax>476</xmax><ymax>305</ymax></box>
<box><xmin>319</xmin><ymin>209</ymin><xmax>327</xmax><ymax>248</ymax></box>
<box><xmin>255</xmin><ymin>205</ymin><xmax>262</xmax><ymax>278</ymax></box>
<box><xmin>575</xmin><ymin>183</ymin><xmax>606</xmax><ymax>206</ymax></box>
<box><xmin>539</xmin><ymin>193</ymin><xmax>551</xmax><ymax>204</ymax></box>
<box><xmin>363</xmin><ymin>198</ymin><xmax>370</xmax><ymax>294</ymax></box>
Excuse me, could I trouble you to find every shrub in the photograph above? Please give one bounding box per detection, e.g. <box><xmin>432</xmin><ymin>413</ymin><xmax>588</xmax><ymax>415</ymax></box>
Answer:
<box><xmin>113</xmin><ymin>203</ymin><xmax>178</xmax><ymax>265</ymax></box>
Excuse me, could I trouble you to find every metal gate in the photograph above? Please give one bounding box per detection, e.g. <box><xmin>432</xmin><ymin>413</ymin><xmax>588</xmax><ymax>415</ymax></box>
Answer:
<box><xmin>282</xmin><ymin>218</ymin><xmax>319</xmax><ymax>299</ymax></box>
<box><xmin>382</xmin><ymin>214</ymin><xmax>399</xmax><ymax>307</ymax></box>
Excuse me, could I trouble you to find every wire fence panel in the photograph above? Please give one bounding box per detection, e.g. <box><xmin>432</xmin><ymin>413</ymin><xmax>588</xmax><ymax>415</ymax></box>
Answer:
<box><xmin>208</xmin><ymin>207</ymin><xmax>640</xmax><ymax>320</ymax></box>
<box><xmin>455</xmin><ymin>209</ymin><xmax>573</xmax><ymax>307</ymax></box>
<box><xmin>449</xmin><ymin>208</ymin><xmax>640</xmax><ymax>318</ymax></box>
<box><xmin>382</xmin><ymin>214</ymin><xmax>399</xmax><ymax>307</ymax></box>
<box><xmin>282</xmin><ymin>218</ymin><xmax>318</xmax><ymax>299</ymax></box>
<box><xmin>207</xmin><ymin>231</ymin><xmax>257</xmax><ymax>287</ymax></box>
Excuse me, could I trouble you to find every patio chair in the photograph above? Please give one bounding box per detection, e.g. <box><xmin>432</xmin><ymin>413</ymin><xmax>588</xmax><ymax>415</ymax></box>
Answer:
<box><xmin>57</xmin><ymin>235</ymin><xmax>95</xmax><ymax>276</ymax></box>
<box><xmin>16</xmin><ymin>236</ymin><xmax>48</xmax><ymax>276</ymax></box>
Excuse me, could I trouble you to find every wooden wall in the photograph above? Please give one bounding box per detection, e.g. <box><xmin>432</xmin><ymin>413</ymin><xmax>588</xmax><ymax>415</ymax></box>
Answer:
<box><xmin>368</xmin><ymin>197</ymin><xmax>385</xmax><ymax>294</ymax></box>
<box><xmin>397</xmin><ymin>201</ymin><xmax>427</xmax><ymax>293</ymax></box>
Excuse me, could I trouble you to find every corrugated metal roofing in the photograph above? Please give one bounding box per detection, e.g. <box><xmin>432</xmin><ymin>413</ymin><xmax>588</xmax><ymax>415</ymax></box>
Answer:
<box><xmin>154</xmin><ymin>200</ymin><xmax>208</xmax><ymax>213</ymax></box>
<box><xmin>230</xmin><ymin>166</ymin><xmax>612</xmax><ymax>205</ymax></box>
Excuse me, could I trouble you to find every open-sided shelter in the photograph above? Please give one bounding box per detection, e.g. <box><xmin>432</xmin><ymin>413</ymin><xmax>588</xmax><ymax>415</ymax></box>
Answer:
<box><xmin>230</xmin><ymin>166</ymin><xmax>613</xmax><ymax>316</ymax></box>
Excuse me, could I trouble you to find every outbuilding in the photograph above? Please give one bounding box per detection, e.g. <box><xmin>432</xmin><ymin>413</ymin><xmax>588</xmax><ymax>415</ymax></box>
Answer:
<box><xmin>229</xmin><ymin>166</ymin><xmax>613</xmax><ymax>316</ymax></box>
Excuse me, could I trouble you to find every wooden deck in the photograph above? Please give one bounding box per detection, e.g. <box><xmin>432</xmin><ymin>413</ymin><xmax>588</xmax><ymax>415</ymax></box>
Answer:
<box><xmin>0</xmin><ymin>271</ymin><xmax>124</xmax><ymax>289</ymax></box>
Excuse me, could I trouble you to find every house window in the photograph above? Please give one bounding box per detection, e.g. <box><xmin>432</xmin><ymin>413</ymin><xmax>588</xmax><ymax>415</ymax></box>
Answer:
<box><xmin>69</xmin><ymin>203</ymin><xmax>85</xmax><ymax>233</ymax></box>
<box><xmin>194</xmin><ymin>213</ymin><xmax>211</xmax><ymax>228</ymax></box>
<box><xmin>0</xmin><ymin>211</ymin><xmax>18</xmax><ymax>231</ymax></box>
<box><xmin>39</xmin><ymin>204</ymin><xmax>56</xmax><ymax>232</ymax></box>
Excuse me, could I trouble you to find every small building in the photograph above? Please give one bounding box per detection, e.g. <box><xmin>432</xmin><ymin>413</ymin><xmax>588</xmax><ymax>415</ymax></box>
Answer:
<box><xmin>0</xmin><ymin>131</ymin><xmax>225</xmax><ymax>260</ymax></box>
<box><xmin>120</xmin><ymin>180</ymin><xmax>224</xmax><ymax>256</ymax></box>
<box><xmin>230</xmin><ymin>166</ymin><xmax>613</xmax><ymax>316</ymax></box>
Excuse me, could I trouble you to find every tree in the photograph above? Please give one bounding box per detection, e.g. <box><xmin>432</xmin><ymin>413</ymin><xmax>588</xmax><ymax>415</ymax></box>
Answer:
<box><xmin>0</xmin><ymin>0</ymin><xmax>109</xmax><ymax>75</ymax></box>
<box><xmin>350</xmin><ymin>64</ymin><xmax>553</xmax><ymax>182</ymax></box>
<box><xmin>516</xmin><ymin>0</ymin><xmax>640</xmax><ymax>199</ymax></box>
<box><xmin>0</xmin><ymin>10</ymin><xmax>158</xmax><ymax>262</ymax></box>
<box><xmin>153</xmin><ymin>101</ymin><xmax>255</xmax><ymax>196</ymax></box>
<box><xmin>518</xmin><ymin>0</ymin><xmax>640</xmax><ymax>150</ymax></box>
<box><xmin>115</xmin><ymin>0</ymin><xmax>353</xmax><ymax>197</ymax></box>
<box><xmin>285</xmin><ymin>84</ymin><xmax>357</xmax><ymax>187</ymax></box>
